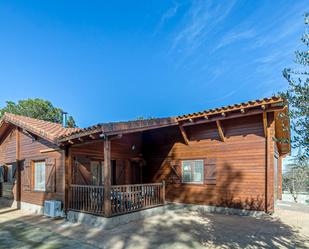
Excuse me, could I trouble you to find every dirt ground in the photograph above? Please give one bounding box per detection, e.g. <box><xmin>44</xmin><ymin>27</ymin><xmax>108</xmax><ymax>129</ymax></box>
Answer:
<box><xmin>0</xmin><ymin>201</ymin><xmax>308</xmax><ymax>249</ymax></box>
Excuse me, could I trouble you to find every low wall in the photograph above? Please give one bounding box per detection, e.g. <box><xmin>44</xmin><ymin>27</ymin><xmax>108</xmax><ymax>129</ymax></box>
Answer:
<box><xmin>67</xmin><ymin>205</ymin><xmax>167</xmax><ymax>229</ymax></box>
<box><xmin>67</xmin><ymin>202</ymin><xmax>267</xmax><ymax>229</ymax></box>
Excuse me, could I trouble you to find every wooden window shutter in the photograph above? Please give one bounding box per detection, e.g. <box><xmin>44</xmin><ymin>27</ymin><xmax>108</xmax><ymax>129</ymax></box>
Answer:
<box><xmin>168</xmin><ymin>159</ymin><xmax>181</xmax><ymax>183</ymax></box>
<box><xmin>22</xmin><ymin>160</ymin><xmax>31</xmax><ymax>191</ymax></box>
<box><xmin>45</xmin><ymin>158</ymin><xmax>56</xmax><ymax>192</ymax></box>
<box><xmin>205</xmin><ymin>158</ymin><xmax>216</xmax><ymax>185</ymax></box>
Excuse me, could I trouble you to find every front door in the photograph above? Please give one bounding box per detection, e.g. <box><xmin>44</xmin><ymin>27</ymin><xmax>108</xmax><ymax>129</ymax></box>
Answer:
<box><xmin>1</xmin><ymin>165</ymin><xmax>14</xmax><ymax>199</ymax></box>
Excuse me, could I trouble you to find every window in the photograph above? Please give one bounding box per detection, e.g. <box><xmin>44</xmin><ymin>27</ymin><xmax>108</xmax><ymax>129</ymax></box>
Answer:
<box><xmin>34</xmin><ymin>161</ymin><xmax>46</xmax><ymax>191</ymax></box>
<box><xmin>90</xmin><ymin>161</ymin><xmax>103</xmax><ymax>185</ymax></box>
<box><xmin>182</xmin><ymin>160</ymin><xmax>204</xmax><ymax>184</ymax></box>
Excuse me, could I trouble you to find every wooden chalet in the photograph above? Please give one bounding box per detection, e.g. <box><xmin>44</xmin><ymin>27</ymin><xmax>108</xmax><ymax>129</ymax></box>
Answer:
<box><xmin>0</xmin><ymin>96</ymin><xmax>290</xmax><ymax>218</ymax></box>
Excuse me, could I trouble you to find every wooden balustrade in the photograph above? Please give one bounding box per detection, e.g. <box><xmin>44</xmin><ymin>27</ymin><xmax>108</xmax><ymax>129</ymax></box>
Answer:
<box><xmin>68</xmin><ymin>182</ymin><xmax>165</xmax><ymax>217</ymax></box>
<box><xmin>69</xmin><ymin>184</ymin><xmax>104</xmax><ymax>216</ymax></box>
<box><xmin>111</xmin><ymin>182</ymin><xmax>165</xmax><ymax>215</ymax></box>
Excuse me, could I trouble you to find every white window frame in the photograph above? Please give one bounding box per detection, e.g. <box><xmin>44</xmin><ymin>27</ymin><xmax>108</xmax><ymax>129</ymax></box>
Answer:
<box><xmin>181</xmin><ymin>160</ymin><xmax>204</xmax><ymax>184</ymax></box>
<box><xmin>33</xmin><ymin>161</ymin><xmax>46</xmax><ymax>191</ymax></box>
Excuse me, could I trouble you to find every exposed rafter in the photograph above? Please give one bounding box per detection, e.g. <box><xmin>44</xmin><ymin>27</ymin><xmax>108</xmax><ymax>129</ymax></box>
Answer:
<box><xmin>181</xmin><ymin>106</ymin><xmax>285</xmax><ymax>128</ymax></box>
<box><xmin>178</xmin><ymin>125</ymin><xmax>190</xmax><ymax>145</ymax></box>
<box><xmin>216</xmin><ymin>120</ymin><xmax>225</xmax><ymax>142</ymax></box>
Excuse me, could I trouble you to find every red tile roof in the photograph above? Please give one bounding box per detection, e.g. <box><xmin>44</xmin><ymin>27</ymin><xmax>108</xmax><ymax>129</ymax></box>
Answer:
<box><xmin>176</xmin><ymin>96</ymin><xmax>285</xmax><ymax>121</ymax></box>
<box><xmin>58</xmin><ymin>117</ymin><xmax>178</xmax><ymax>141</ymax></box>
<box><xmin>0</xmin><ymin>96</ymin><xmax>289</xmax><ymax>151</ymax></box>
<box><xmin>0</xmin><ymin>112</ymin><xmax>80</xmax><ymax>143</ymax></box>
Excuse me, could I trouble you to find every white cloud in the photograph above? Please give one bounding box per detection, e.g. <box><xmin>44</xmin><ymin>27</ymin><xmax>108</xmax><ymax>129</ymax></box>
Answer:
<box><xmin>211</xmin><ymin>29</ymin><xmax>256</xmax><ymax>53</ymax></box>
<box><xmin>153</xmin><ymin>2</ymin><xmax>180</xmax><ymax>36</ymax></box>
<box><xmin>170</xmin><ymin>0</ymin><xmax>237</xmax><ymax>56</ymax></box>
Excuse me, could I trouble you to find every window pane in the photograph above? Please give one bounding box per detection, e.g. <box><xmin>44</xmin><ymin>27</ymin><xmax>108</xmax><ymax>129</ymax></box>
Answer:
<box><xmin>183</xmin><ymin>172</ymin><xmax>192</xmax><ymax>182</ymax></box>
<box><xmin>182</xmin><ymin>160</ymin><xmax>203</xmax><ymax>183</ymax></box>
<box><xmin>193</xmin><ymin>161</ymin><xmax>203</xmax><ymax>183</ymax></box>
<box><xmin>182</xmin><ymin>161</ymin><xmax>193</xmax><ymax>182</ymax></box>
<box><xmin>34</xmin><ymin>162</ymin><xmax>46</xmax><ymax>191</ymax></box>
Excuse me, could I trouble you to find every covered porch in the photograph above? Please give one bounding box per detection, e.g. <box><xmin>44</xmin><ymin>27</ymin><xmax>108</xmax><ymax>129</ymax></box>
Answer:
<box><xmin>61</xmin><ymin>118</ymin><xmax>176</xmax><ymax>217</ymax></box>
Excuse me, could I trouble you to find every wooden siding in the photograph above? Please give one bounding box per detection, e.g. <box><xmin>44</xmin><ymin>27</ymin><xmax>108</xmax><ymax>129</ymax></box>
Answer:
<box><xmin>142</xmin><ymin>114</ymin><xmax>268</xmax><ymax>211</ymax></box>
<box><xmin>0</xmin><ymin>125</ymin><xmax>65</xmax><ymax>206</ymax></box>
<box><xmin>1</xmin><ymin>112</ymin><xmax>282</xmax><ymax>213</ymax></box>
<box><xmin>0</xmin><ymin>128</ymin><xmax>17</xmax><ymax>164</ymax></box>
<box><xmin>70</xmin><ymin>133</ymin><xmax>143</xmax><ymax>186</ymax></box>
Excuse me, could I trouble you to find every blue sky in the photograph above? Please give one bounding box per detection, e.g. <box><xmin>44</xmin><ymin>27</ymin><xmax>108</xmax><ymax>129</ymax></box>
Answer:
<box><xmin>0</xmin><ymin>0</ymin><xmax>307</xmax><ymax>128</ymax></box>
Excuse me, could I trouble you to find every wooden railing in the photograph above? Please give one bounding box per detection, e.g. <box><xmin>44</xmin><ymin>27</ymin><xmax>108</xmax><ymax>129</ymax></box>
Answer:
<box><xmin>111</xmin><ymin>182</ymin><xmax>165</xmax><ymax>215</ymax></box>
<box><xmin>68</xmin><ymin>182</ymin><xmax>165</xmax><ymax>217</ymax></box>
<box><xmin>69</xmin><ymin>184</ymin><xmax>104</xmax><ymax>216</ymax></box>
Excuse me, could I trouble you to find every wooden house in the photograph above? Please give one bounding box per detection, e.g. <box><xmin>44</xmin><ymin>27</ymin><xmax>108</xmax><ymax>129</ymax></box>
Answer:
<box><xmin>0</xmin><ymin>96</ymin><xmax>290</xmax><ymax>217</ymax></box>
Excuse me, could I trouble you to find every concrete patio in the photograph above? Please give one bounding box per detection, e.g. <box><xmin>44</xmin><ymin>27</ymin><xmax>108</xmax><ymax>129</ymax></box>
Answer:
<box><xmin>0</xmin><ymin>200</ymin><xmax>308</xmax><ymax>249</ymax></box>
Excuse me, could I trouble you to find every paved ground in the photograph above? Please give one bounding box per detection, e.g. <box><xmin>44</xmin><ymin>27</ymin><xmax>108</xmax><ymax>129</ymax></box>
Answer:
<box><xmin>0</xmin><ymin>200</ymin><xmax>308</xmax><ymax>249</ymax></box>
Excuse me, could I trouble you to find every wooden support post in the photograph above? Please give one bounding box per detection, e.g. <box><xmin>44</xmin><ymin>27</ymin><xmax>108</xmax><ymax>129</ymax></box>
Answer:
<box><xmin>265</xmin><ymin>112</ymin><xmax>275</xmax><ymax>213</ymax></box>
<box><xmin>178</xmin><ymin>125</ymin><xmax>189</xmax><ymax>145</ymax></box>
<box><xmin>263</xmin><ymin>112</ymin><xmax>268</xmax><ymax>138</ymax></box>
<box><xmin>216</xmin><ymin>120</ymin><xmax>225</xmax><ymax>142</ymax></box>
<box><xmin>64</xmin><ymin>146</ymin><xmax>72</xmax><ymax>212</ymax></box>
<box><xmin>162</xmin><ymin>180</ymin><xmax>166</xmax><ymax>204</ymax></box>
<box><xmin>15</xmin><ymin>127</ymin><xmax>21</xmax><ymax>207</ymax></box>
<box><xmin>103</xmin><ymin>138</ymin><xmax>112</xmax><ymax>217</ymax></box>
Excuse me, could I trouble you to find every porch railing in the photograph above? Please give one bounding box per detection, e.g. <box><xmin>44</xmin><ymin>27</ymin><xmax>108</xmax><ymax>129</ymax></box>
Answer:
<box><xmin>111</xmin><ymin>182</ymin><xmax>165</xmax><ymax>215</ymax></box>
<box><xmin>69</xmin><ymin>184</ymin><xmax>104</xmax><ymax>216</ymax></box>
<box><xmin>68</xmin><ymin>181</ymin><xmax>165</xmax><ymax>217</ymax></box>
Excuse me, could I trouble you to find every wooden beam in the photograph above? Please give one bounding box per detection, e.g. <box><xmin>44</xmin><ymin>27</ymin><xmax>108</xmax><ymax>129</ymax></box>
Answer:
<box><xmin>103</xmin><ymin>138</ymin><xmax>112</xmax><ymax>217</ymax></box>
<box><xmin>263</xmin><ymin>112</ymin><xmax>268</xmax><ymax>138</ymax></box>
<box><xmin>178</xmin><ymin>125</ymin><xmax>189</xmax><ymax>145</ymax></box>
<box><xmin>64</xmin><ymin>146</ymin><xmax>72</xmax><ymax>212</ymax></box>
<box><xmin>216</xmin><ymin>120</ymin><xmax>225</xmax><ymax>142</ymax></box>
<box><xmin>89</xmin><ymin>134</ymin><xmax>96</xmax><ymax>139</ymax></box>
<box><xmin>15</xmin><ymin>127</ymin><xmax>20</xmax><ymax>161</ymax></box>
<box><xmin>15</xmin><ymin>127</ymin><xmax>21</xmax><ymax>205</ymax></box>
<box><xmin>265</xmin><ymin>112</ymin><xmax>275</xmax><ymax>213</ymax></box>
<box><xmin>40</xmin><ymin>148</ymin><xmax>61</xmax><ymax>153</ymax></box>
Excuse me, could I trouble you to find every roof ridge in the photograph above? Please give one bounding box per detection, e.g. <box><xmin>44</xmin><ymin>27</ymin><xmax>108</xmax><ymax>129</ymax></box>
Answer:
<box><xmin>1</xmin><ymin>112</ymin><xmax>80</xmax><ymax>143</ymax></box>
<box><xmin>3</xmin><ymin>112</ymin><xmax>78</xmax><ymax>130</ymax></box>
<box><xmin>4</xmin><ymin>112</ymin><xmax>62</xmax><ymax>126</ymax></box>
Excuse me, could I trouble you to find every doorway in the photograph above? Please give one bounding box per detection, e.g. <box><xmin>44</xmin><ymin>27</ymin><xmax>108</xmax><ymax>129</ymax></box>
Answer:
<box><xmin>0</xmin><ymin>164</ymin><xmax>14</xmax><ymax>199</ymax></box>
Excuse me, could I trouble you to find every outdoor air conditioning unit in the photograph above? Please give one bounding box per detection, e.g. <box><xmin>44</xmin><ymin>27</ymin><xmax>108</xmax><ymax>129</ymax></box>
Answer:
<box><xmin>44</xmin><ymin>200</ymin><xmax>62</xmax><ymax>218</ymax></box>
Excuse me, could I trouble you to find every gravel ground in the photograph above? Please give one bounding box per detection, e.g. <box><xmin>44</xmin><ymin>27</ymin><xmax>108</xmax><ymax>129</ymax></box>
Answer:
<box><xmin>0</xmin><ymin>200</ymin><xmax>308</xmax><ymax>249</ymax></box>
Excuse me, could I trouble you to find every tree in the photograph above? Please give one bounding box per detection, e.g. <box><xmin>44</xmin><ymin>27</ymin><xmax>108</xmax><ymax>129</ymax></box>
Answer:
<box><xmin>281</xmin><ymin>13</ymin><xmax>309</xmax><ymax>160</ymax></box>
<box><xmin>283</xmin><ymin>149</ymin><xmax>309</xmax><ymax>202</ymax></box>
<box><xmin>0</xmin><ymin>98</ymin><xmax>77</xmax><ymax>128</ymax></box>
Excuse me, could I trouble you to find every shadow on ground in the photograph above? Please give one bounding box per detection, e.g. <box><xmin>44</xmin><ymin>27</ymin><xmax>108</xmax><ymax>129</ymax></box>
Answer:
<box><xmin>1</xmin><ymin>201</ymin><xmax>308</xmax><ymax>249</ymax></box>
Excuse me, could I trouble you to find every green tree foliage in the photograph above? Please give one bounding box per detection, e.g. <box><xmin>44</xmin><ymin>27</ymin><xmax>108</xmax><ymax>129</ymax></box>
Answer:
<box><xmin>281</xmin><ymin>13</ymin><xmax>309</xmax><ymax>160</ymax></box>
<box><xmin>0</xmin><ymin>98</ymin><xmax>76</xmax><ymax>128</ymax></box>
<box><xmin>283</xmin><ymin>149</ymin><xmax>309</xmax><ymax>202</ymax></box>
